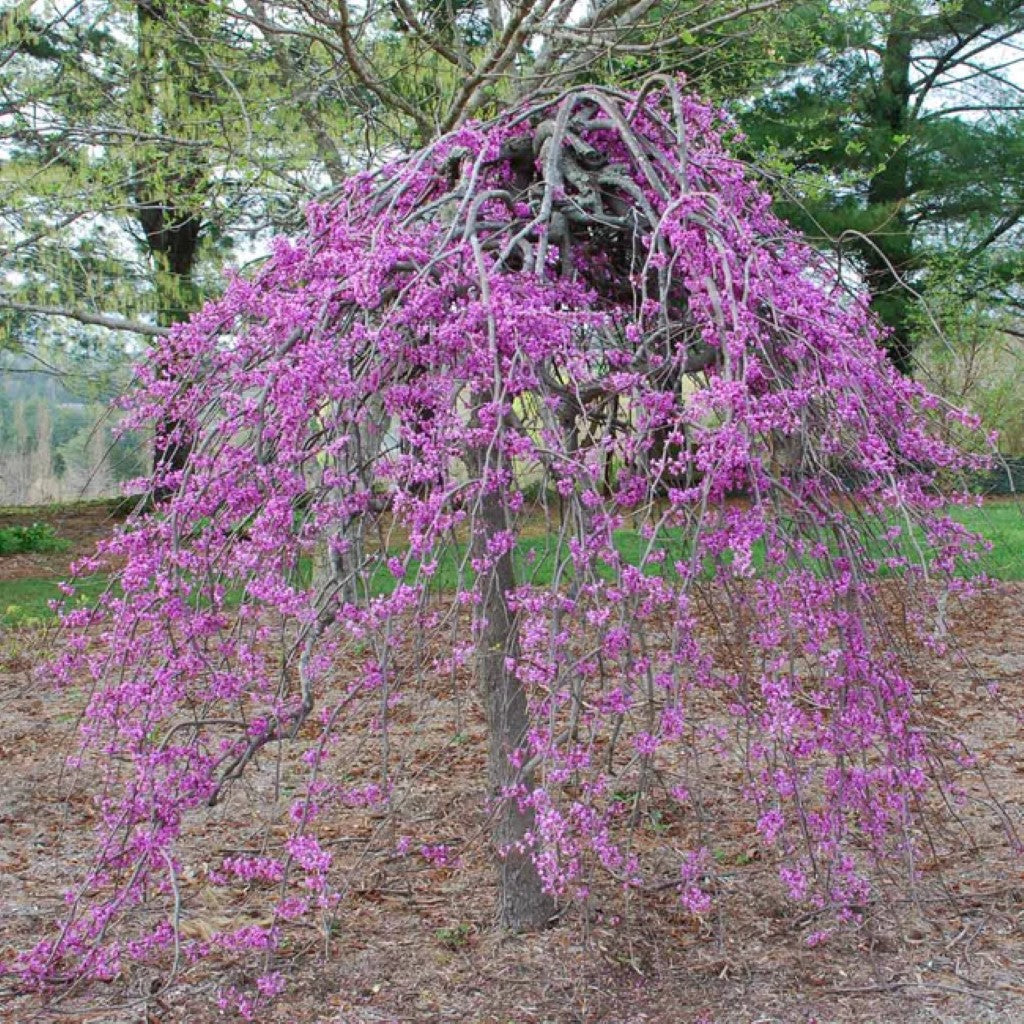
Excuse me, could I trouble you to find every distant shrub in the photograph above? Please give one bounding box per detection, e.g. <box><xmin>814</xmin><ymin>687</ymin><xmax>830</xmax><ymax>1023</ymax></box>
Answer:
<box><xmin>0</xmin><ymin>522</ymin><xmax>69</xmax><ymax>555</ymax></box>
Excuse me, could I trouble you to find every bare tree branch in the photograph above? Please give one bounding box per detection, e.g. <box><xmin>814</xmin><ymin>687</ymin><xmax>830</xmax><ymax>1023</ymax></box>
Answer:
<box><xmin>1</xmin><ymin>300</ymin><xmax>169</xmax><ymax>337</ymax></box>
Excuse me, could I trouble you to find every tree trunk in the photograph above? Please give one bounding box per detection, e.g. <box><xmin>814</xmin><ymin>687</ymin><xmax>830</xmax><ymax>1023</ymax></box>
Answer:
<box><xmin>150</xmin><ymin>254</ymin><xmax>199</xmax><ymax>492</ymax></box>
<box><xmin>473</xmin><ymin>478</ymin><xmax>555</xmax><ymax>931</ymax></box>
<box><xmin>134</xmin><ymin>0</ymin><xmax>209</xmax><ymax>489</ymax></box>
<box><xmin>864</xmin><ymin>13</ymin><xmax>915</xmax><ymax>376</ymax></box>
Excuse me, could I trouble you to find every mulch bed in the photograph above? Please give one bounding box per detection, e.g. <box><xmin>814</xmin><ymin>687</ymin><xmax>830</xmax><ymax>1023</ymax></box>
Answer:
<box><xmin>0</xmin><ymin>563</ymin><xmax>1021</xmax><ymax>1022</ymax></box>
<box><xmin>0</xmin><ymin>500</ymin><xmax>132</xmax><ymax>582</ymax></box>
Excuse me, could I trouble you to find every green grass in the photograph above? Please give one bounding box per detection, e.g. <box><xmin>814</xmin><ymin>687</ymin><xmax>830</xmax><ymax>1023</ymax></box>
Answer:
<box><xmin>1</xmin><ymin>574</ymin><xmax>113</xmax><ymax>627</ymax></box>
<box><xmin>953</xmin><ymin>501</ymin><xmax>1024</xmax><ymax>581</ymax></box>
<box><xmin>2</xmin><ymin>501</ymin><xmax>1021</xmax><ymax>627</ymax></box>
<box><xmin>0</xmin><ymin>497</ymin><xmax>128</xmax><ymax>519</ymax></box>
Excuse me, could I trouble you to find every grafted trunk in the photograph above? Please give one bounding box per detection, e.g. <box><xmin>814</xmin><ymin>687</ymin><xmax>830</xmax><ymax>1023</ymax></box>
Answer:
<box><xmin>474</xmin><ymin>478</ymin><xmax>555</xmax><ymax>931</ymax></box>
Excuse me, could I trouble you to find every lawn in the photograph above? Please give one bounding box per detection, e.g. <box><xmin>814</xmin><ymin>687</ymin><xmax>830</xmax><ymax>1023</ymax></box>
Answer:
<box><xmin>961</xmin><ymin>499</ymin><xmax>1024</xmax><ymax>580</ymax></box>
<box><xmin>1</xmin><ymin>574</ymin><xmax>114</xmax><ymax>627</ymax></box>
<box><xmin>2</xmin><ymin>499</ymin><xmax>1022</xmax><ymax>626</ymax></box>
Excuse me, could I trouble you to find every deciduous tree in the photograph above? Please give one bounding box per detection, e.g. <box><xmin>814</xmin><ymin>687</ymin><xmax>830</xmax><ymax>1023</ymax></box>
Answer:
<box><xmin>7</xmin><ymin>80</ymin><xmax>993</xmax><ymax>1017</ymax></box>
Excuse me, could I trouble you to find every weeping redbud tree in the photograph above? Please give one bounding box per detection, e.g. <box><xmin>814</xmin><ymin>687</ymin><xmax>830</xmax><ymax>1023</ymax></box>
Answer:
<box><xmin>13</xmin><ymin>79</ymin><xmax>991</xmax><ymax>1010</ymax></box>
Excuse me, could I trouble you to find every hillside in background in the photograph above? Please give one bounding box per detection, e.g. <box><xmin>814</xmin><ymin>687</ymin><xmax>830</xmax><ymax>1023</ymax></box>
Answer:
<box><xmin>0</xmin><ymin>361</ymin><xmax>147</xmax><ymax>505</ymax></box>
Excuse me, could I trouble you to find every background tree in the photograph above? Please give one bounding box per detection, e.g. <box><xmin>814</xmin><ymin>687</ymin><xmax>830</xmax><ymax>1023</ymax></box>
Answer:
<box><xmin>1</xmin><ymin>0</ymin><xmax>372</xmax><ymax>482</ymax></box>
<box><xmin>741</xmin><ymin>0</ymin><xmax>1024</xmax><ymax>374</ymax></box>
<box><xmin>0</xmin><ymin>0</ymin><xmax>358</xmax><ymax>352</ymax></box>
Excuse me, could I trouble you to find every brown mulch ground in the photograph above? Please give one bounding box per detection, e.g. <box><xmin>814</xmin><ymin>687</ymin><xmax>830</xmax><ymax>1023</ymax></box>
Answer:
<box><xmin>0</xmin><ymin>500</ymin><xmax>131</xmax><ymax>582</ymax></box>
<box><xmin>0</xmin><ymin>569</ymin><xmax>1021</xmax><ymax>1021</ymax></box>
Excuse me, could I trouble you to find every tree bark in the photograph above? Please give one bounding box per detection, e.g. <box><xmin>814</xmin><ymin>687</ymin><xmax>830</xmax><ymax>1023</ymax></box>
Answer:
<box><xmin>150</xmin><ymin>254</ymin><xmax>199</xmax><ymax>491</ymax></box>
<box><xmin>473</xmin><ymin>474</ymin><xmax>555</xmax><ymax>931</ymax></box>
<box><xmin>863</xmin><ymin>11</ymin><xmax>916</xmax><ymax>376</ymax></box>
<box><xmin>134</xmin><ymin>0</ymin><xmax>209</xmax><ymax>489</ymax></box>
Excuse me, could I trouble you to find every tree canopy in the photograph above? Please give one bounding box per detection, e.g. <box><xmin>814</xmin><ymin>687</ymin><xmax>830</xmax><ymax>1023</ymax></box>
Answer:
<box><xmin>1</xmin><ymin>0</ymin><xmax>800</xmax><ymax>355</ymax></box>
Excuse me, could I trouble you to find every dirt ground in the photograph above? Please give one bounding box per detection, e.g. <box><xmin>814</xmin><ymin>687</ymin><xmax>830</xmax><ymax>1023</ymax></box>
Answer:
<box><xmin>0</xmin><ymin>571</ymin><xmax>1021</xmax><ymax>1022</ymax></box>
